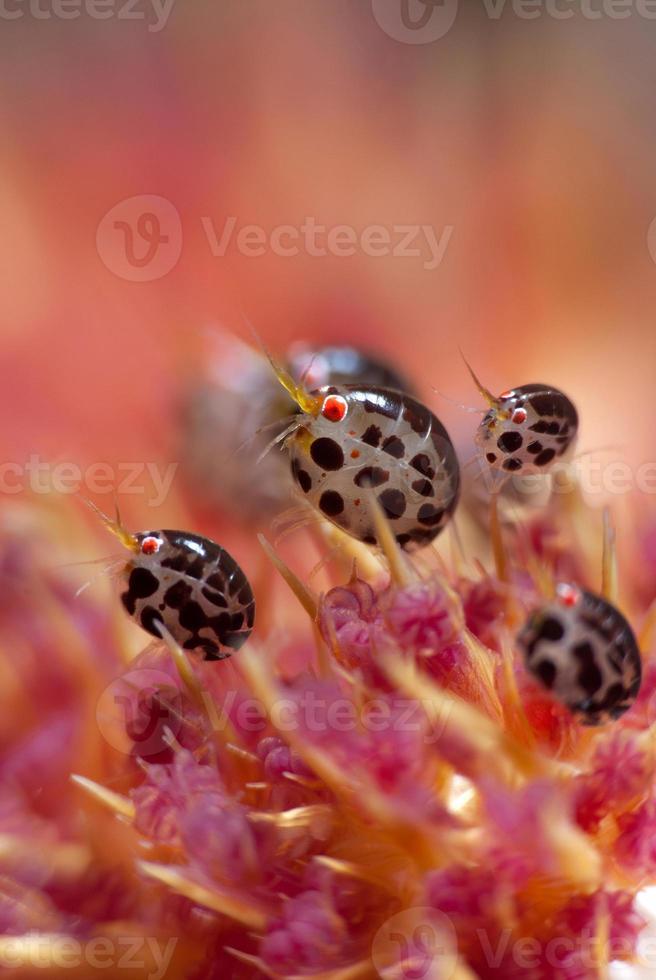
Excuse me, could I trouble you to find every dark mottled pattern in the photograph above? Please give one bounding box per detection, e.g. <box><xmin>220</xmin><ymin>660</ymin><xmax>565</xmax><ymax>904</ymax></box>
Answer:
<box><xmin>517</xmin><ymin>588</ymin><xmax>641</xmax><ymax>725</ymax></box>
<box><xmin>412</xmin><ymin>478</ymin><xmax>434</xmax><ymax>497</ymax></box>
<box><xmin>140</xmin><ymin>605</ymin><xmax>164</xmax><ymax>634</ymax></box>
<box><xmin>121</xmin><ymin>530</ymin><xmax>255</xmax><ymax>661</ymax></box>
<box><xmin>289</xmin><ymin>384</ymin><xmax>459</xmax><ymax>553</ymax></box>
<box><xmin>503</xmin><ymin>458</ymin><xmax>522</xmax><ymax>472</ymax></box>
<box><xmin>402</xmin><ymin>402</ymin><xmax>430</xmax><ymax>435</ymax></box>
<box><xmin>361</xmin><ymin>424</ymin><xmax>382</xmax><ymax>447</ymax></box>
<box><xmin>410</xmin><ymin>453</ymin><xmax>435</xmax><ymax>479</ymax></box>
<box><xmin>362</xmin><ymin>393</ymin><xmax>399</xmax><ymax>420</ymax></box>
<box><xmin>163</xmin><ymin>580</ymin><xmax>193</xmax><ymax>609</ymax></box>
<box><xmin>381</xmin><ymin>435</ymin><xmax>405</xmax><ymax>459</ymax></box>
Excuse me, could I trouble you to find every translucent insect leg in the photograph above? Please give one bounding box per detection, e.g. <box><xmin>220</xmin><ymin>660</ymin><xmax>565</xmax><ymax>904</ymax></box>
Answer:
<box><xmin>255</xmin><ymin>418</ymin><xmax>303</xmax><ymax>465</ymax></box>
<box><xmin>430</xmin><ymin>384</ymin><xmax>487</xmax><ymax>415</ymax></box>
<box><xmin>74</xmin><ymin>558</ymin><xmax>126</xmax><ymax>598</ymax></box>
<box><xmin>229</xmin><ymin>415</ymin><xmax>295</xmax><ymax>462</ymax></box>
<box><xmin>271</xmin><ymin>502</ymin><xmax>329</xmax><ymax>546</ymax></box>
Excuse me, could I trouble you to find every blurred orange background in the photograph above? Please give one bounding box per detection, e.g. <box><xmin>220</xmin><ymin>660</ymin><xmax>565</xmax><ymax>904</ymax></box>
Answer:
<box><xmin>1</xmin><ymin>0</ymin><xmax>656</xmax><ymax>508</ymax></box>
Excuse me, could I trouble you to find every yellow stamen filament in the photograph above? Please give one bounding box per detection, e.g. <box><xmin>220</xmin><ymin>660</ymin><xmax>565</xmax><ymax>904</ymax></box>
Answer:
<box><xmin>70</xmin><ymin>775</ymin><xmax>135</xmax><ymax>820</ymax></box>
<box><xmin>137</xmin><ymin>862</ymin><xmax>269</xmax><ymax>929</ymax></box>
<box><xmin>366</xmin><ymin>491</ymin><xmax>416</xmax><ymax>587</ymax></box>
<box><xmin>258</xmin><ymin>534</ymin><xmax>318</xmax><ymax>619</ymax></box>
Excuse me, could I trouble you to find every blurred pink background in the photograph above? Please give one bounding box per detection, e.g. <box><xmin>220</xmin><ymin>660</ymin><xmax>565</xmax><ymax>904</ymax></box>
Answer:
<box><xmin>1</xmin><ymin>0</ymin><xmax>656</xmax><ymax>505</ymax></box>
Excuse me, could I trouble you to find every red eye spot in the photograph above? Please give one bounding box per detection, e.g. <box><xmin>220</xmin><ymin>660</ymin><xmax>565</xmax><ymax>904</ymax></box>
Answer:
<box><xmin>556</xmin><ymin>583</ymin><xmax>580</xmax><ymax>607</ymax></box>
<box><xmin>321</xmin><ymin>395</ymin><xmax>347</xmax><ymax>422</ymax></box>
<box><xmin>141</xmin><ymin>536</ymin><xmax>161</xmax><ymax>555</ymax></box>
<box><xmin>512</xmin><ymin>408</ymin><xmax>527</xmax><ymax>424</ymax></box>
<box><xmin>351</xmin><ymin>449</ymin><xmax>360</xmax><ymax>459</ymax></box>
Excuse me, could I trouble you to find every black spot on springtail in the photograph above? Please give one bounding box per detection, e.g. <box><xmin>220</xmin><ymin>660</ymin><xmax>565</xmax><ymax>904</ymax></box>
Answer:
<box><xmin>354</xmin><ymin>466</ymin><xmax>390</xmax><ymax>488</ymax></box>
<box><xmin>319</xmin><ymin>490</ymin><xmax>345</xmax><ymax>516</ymax></box>
<box><xmin>535</xmin><ymin>659</ymin><xmax>557</xmax><ymax>690</ymax></box>
<box><xmin>163</xmin><ymin>580</ymin><xmax>193</xmax><ymax>609</ymax></box>
<box><xmin>497</xmin><ymin>431</ymin><xmax>523</xmax><ymax>454</ymax></box>
<box><xmin>410</xmin><ymin>453</ymin><xmax>435</xmax><ymax>479</ymax></box>
<box><xmin>537</xmin><ymin>616</ymin><xmax>565</xmax><ymax>642</ymax></box>
<box><xmin>310</xmin><ymin>437</ymin><xmax>344</xmax><ymax>471</ymax></box>
<box><xmin>292</xmin><ymin>457</ymin><xmax>313</xmax><ymax>492</ymax></box>
<box><xmin>140</xmin><ymin>605</ymin><xmax>165</xmax><ymax>636</ymax></box>
<box><xmin>201</xmin><ymin>586</ymin><xmax>229</xmax><ymax>608</ymax></box>
<box><xmin>128</xmin><ymin>567</ymin><xmax>160</xmax><ymax>599</ymax></box>
<box><xmin>402</xmin><ymin>402</ymin><xmax>430</xmax><ymax>435</ymax></box>
<box><xmin>573</xmin><ymin>641</ymin><xmax>603</xmax><ymax>695</ymax></box>
<box><xmin>412</xmin><ymin>478</ymin><xmax>434</xmax><ymax>497</ymax></box>
<box><xmin>534</xmin><ymin>448</ymin><xmax>556</xmax><ymax>467</ymax></box>
<box><xmin>178</xmin><ymin>600</ymin><xmax>209</xmax><ymax>633</ymax></box>
<box><xmin>379</xmin><ymin>488</ymin><xmax>407</xmax><ymax>519</ymax></box>
<box><xmin>361</xmin><ymin>424</ymin><xmax>383</xmax><ymax>448</ymax></box>
<box><xmin>297</xmin><ymin>469</ymin><xmax>312</xmax><ymax>492</ymax></box>
<box><xmin>417</xmin><ymin>503</ymin><xmax>444</xmax><ymax>526</ymax></box>
<box><xmin>381</xmin><ymin>435</ymin><xmax>405</xmax><ymax>459</ymax></box>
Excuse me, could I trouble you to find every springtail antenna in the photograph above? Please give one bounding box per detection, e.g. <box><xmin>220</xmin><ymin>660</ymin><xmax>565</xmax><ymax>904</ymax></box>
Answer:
<box><xmin>81</xmin><ymin>496</ymin><xmax>139</xmax><ymax>552</ymax></box>
<box><xmin>242</xmin><ymin>313</ymin><xmax>322</xmax><ymax>416</ymax></box>
<box><xmin>459</xmin><ymin>348</ymin><xmax>502</xmax><ymax>409</ymax></box>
